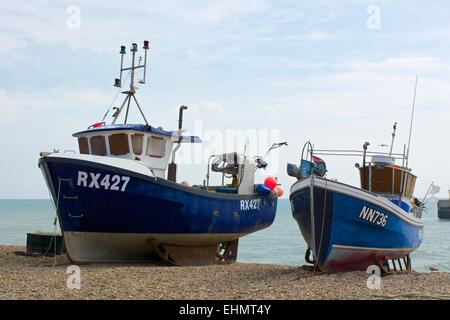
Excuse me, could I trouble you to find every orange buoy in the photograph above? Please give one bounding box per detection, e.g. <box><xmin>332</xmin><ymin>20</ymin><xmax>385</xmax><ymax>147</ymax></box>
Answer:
<box><xmin>275</xmin><ymin>186</ymin><xmax>284</xmax><ymax>197</ymax></box>
<box><xmin>269</xmin><ymin>188</ymin><xmax>278</xmax><ymax>201</ymax></box>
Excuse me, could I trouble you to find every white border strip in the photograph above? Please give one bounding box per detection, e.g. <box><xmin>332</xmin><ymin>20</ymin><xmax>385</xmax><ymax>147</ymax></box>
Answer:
<box><xmin>332</xmin><ymin>244</ymin><xmax>417</xmax><ymax>252</ymax></box>
<box><xmin>47</xmin><ymin>152</ymin><xmax>153</xmax><ymax>176</ymax></box>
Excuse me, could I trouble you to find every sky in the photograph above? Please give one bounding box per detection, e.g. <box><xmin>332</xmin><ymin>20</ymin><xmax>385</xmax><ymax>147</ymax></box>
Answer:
<box><xmin>1</xmin><ymin>0</ymin><xmax>450</xmax><ymax>199</ymax></box>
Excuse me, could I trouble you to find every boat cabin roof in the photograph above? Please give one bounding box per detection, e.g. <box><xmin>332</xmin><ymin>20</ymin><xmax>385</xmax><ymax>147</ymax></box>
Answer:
<box><xmin>73</xmin><ymin>124</ymin><xmax>201</xmax><ymax>143</ymax></box>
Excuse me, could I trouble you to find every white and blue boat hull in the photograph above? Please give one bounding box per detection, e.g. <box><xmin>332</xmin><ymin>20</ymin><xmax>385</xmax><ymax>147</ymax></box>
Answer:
<box><xmin>290</xmin><ymin>176</ymin><xmax>423</xmax><ymax>271</ymax></box>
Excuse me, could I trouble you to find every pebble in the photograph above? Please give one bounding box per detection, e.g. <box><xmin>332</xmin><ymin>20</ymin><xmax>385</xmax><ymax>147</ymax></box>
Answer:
<box><xmin>1</xmin><ymin>245</ymin><xmax>449</xmax><ymax>300</ymax></box>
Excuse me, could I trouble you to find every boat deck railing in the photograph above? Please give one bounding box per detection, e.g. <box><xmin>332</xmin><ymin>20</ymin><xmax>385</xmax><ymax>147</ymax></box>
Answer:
<box><xmin>308</xmin><ymin>147</ymin><xmax>416</xmax><ymax>200</ymax></box>
<box><xmin>312</xmin><ymin>149</ymin><xmax>406</xmax><ymax>161</ymax></box>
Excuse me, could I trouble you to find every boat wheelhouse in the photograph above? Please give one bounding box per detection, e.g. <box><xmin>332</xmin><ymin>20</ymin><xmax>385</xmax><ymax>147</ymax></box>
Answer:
<box><xmin>73</xmin><ymin>124</ymin><xmax>200</xmax><ymax>179</ymax></box>
<box><xmin>358</xmin><ymin>155</ymin><xmax>418</xmax><ymax>215</ymax></box>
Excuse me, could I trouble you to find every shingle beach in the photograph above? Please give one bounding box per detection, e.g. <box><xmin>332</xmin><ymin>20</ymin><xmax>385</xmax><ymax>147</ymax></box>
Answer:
<box><xmin>1</xmin><ymin>246</ymin><xmax>449</xmax><ymax>300</ymax></box>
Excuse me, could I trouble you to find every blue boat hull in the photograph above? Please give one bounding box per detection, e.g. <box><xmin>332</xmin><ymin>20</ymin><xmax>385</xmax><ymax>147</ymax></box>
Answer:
<box><xmin>39</xmin><ymin>154</ymin><xmax>277</xmax><ymax>263</ymax></box>
<box><xmin>290</xmin><ymin>176</ymin><xmax>423</xmax><ymax>271</ymax></box>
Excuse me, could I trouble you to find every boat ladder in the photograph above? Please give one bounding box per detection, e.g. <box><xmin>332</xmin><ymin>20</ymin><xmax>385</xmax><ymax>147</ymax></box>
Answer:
<box><xmin>57</xmin><ymin>177</ymin><xmax>83</xmax><ymax>218</ymax></box>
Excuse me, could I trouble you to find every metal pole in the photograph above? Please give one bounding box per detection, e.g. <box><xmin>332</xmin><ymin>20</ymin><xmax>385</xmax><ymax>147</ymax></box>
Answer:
<box><xmin>421</xmin><ymin>182</ymin><xmax>434</xmax><ymax>214</ymax></box>
<box><xmin>314</xmin><ymin>149</ymin><xmax>404</xmax><ymax>156</ymax></box>
<box><xmin>124</xmin><ymin>95</ymin><xmax>132</xmax><ymax>124</ymax></box>
<box><xmin>130</xmin><ymin>43</ymin><xmax>137</xmax><ymax>91</ymax></box>
<box><xmin>206</xmin><ymin>154</ymin><xmax>216</xmax><ymax>189</ymax></box>
<box><xmin>406</xmin><ymin>76</ymin><xmax>418</xmax><ymax>167</ymax></box>
<box><xmin>170</xmin><ymin>106</ymin><xmax>188</xmax><ymax>165</ymax></box>
<box><xmin>312</xmin><ymin>152</ymin><xmax>405</xmax><ymax>159</ymax></box>
<box><xmin>392</xmin><ymin>167</ymin><xmax>395</xmax><ymax>194</ymax></box>
<box><xmin>142</xmin><ymin>47</ymin><xmax>148</xmax><ymax>83</ymax></box>
<box><xmin>389</xmin><ymin>122</ymin><xmax>397</xmax><ymax>156</ymax></box>
<box><xmin>141</xmin><ymin>40</ymin><xmax>149</xmax><ymax>84</ymax></box>
<box><xmin>111</xmin><ymin>94</ymin><xmax>131</xmax><ymax>125</ymax></box>
<box><xmin>399</xmin><ymin>144</ymin><xmax>406</xmax><ymax>201</ymax></box>
<box><xmin>119</xmin><ymin>54</ymin><xmax>124</xmax><ymax>85</ymax></box>
<box><xmin>178</xmin><ymin>106</ymin><xmax>188</xmax><ymax>134</ymax></box>
<box><xmin>131</xmin><ymin>95</ymin><xmax>149</xmax><ymax>125</ymax></box>
<box><xmin>362</xmin><ymin>142</ymin><xmax>370</xmax><ymax>190</ymax></box>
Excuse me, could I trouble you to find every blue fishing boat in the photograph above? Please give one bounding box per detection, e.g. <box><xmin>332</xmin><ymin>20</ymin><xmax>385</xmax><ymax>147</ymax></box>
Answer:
<box><xmin>38</xmin><ymin>41</ymin><xmax>281</xmax><ymax>265</ymax></box>
<box><xmin>288</xmin><ymin>124</ymin><xmax>424</xmax><ymax>272</ymax></box>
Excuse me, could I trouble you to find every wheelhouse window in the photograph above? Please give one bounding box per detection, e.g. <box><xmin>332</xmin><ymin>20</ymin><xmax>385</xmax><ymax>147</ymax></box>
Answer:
<box><xmin>78</xmin><ymin>137</ymin><xmax>89</xmax><ymax>155</ymax></box>
<box><xmin>147</xmin><ymin>136</ymin><xmax>166</xmax><ymax>158</ymax></box>
<box><xmin>109</xmin><ymin>133</ymin><xmax>130</xmax><ymax>155</ymax></box>
<box><xmin>90</xmin><ymin>135</ymin><xmax>106</xmax><ymax>156</ymax></box>
<box><xmin>131</xmin><ymin>134</ymin><xmax>144</xmax><ymax>155</ymax></box>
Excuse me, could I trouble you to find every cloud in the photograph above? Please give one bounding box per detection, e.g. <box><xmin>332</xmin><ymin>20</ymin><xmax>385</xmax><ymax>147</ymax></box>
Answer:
<box><xmin>100</xmin><ymin>0</ymin><xmax>269</xmax><ymax>23</ymax></box>
<box><xmin>254</xmin><ymin>55</ymin><xmax>450</xmax><ymax>118</ymax></box>
<box><xmin>0</xmin><ymin>0</ymin><xmax>270</xmax><ymax>51</ymax></box>
<box><xmin>0</xmin><ymin>86</ymin><xmax>108</xmax><ymax>198</ymax></box>
<box><xmin>186</xmin><ymin>46</ymin><xmax>243</xmax><ymax>65</ymax></box>
<box><xmin>173</xmin><ymin>0</ymin><xmax>268</xmax><ymax>23</ymax></box>
<box><xmin>0</xmin><ymin>87</ymin><xmax>112</xmax><ymax>128</ymax></box>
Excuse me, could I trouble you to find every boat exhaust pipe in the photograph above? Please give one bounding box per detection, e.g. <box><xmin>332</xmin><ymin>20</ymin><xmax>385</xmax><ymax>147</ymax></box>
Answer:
<box><xmin>362</xmin><ymin>141</ymin><xmax>370</xmax><ymax>190</ymax></box>
<box><xmin>168</xmin><ymin>105</ymin><xmax>188</xmax><ymax>182</ymax></box>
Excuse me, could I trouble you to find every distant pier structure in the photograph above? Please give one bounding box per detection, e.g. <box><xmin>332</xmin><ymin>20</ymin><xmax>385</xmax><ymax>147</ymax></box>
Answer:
<box><xmin>438</xmin><ymin>190</ymin><xmax>450</xmax><ymax>219</ymax></box>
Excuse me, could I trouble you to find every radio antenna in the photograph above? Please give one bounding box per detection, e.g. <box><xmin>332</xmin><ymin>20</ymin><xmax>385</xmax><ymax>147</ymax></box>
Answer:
<box><xmin>111</xmin><ymin>40</ymin><xmax>150</xmax><ymax>125</ymax></box>
<box><xmin>406</xmin><ymin>76</ymin><xmax>418</xmax><ymax>167</ymax></box>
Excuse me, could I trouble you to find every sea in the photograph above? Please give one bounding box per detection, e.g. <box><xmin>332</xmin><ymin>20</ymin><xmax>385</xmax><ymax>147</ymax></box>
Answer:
<box><xmin>1</xmin><ymin>199</ymin><xmax>449</xmax><ymax>272</ymax></box>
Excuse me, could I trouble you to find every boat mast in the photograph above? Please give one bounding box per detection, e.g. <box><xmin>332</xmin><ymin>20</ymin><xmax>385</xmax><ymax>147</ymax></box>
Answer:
<box><xmin>111</xmin><ymin>41</ymin><xmax>150</xmax><ymax>125</ymax></box>
<box><xmin>405</xmin><ymin>76</ymin><xmax>418</xmax><ymax>168</ymax></box>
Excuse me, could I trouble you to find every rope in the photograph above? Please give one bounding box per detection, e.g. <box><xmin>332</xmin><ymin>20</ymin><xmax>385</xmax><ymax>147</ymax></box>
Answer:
<box><xmin>101</xmin><ymin>70</ymin><xmax>132</xmax><ymax>122</ymax></box>
<box><xmin>35</xmin><ymin>216</ymin><xmax>59</xmax><ymax>267</ymax></box>
<box><xmin>313</xmin><ymin>177</ymin><xmax>328</xmax><ymax>273</ymax></box>
<box><xmin>33</xmin><ymin>178</ymin><xmax>63</xmax><ymax>267</ymax></box>
<box><xmin>295</xmin><ymin>269</ymin><xmax>329</xmax><ymax>280</ymax></box>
